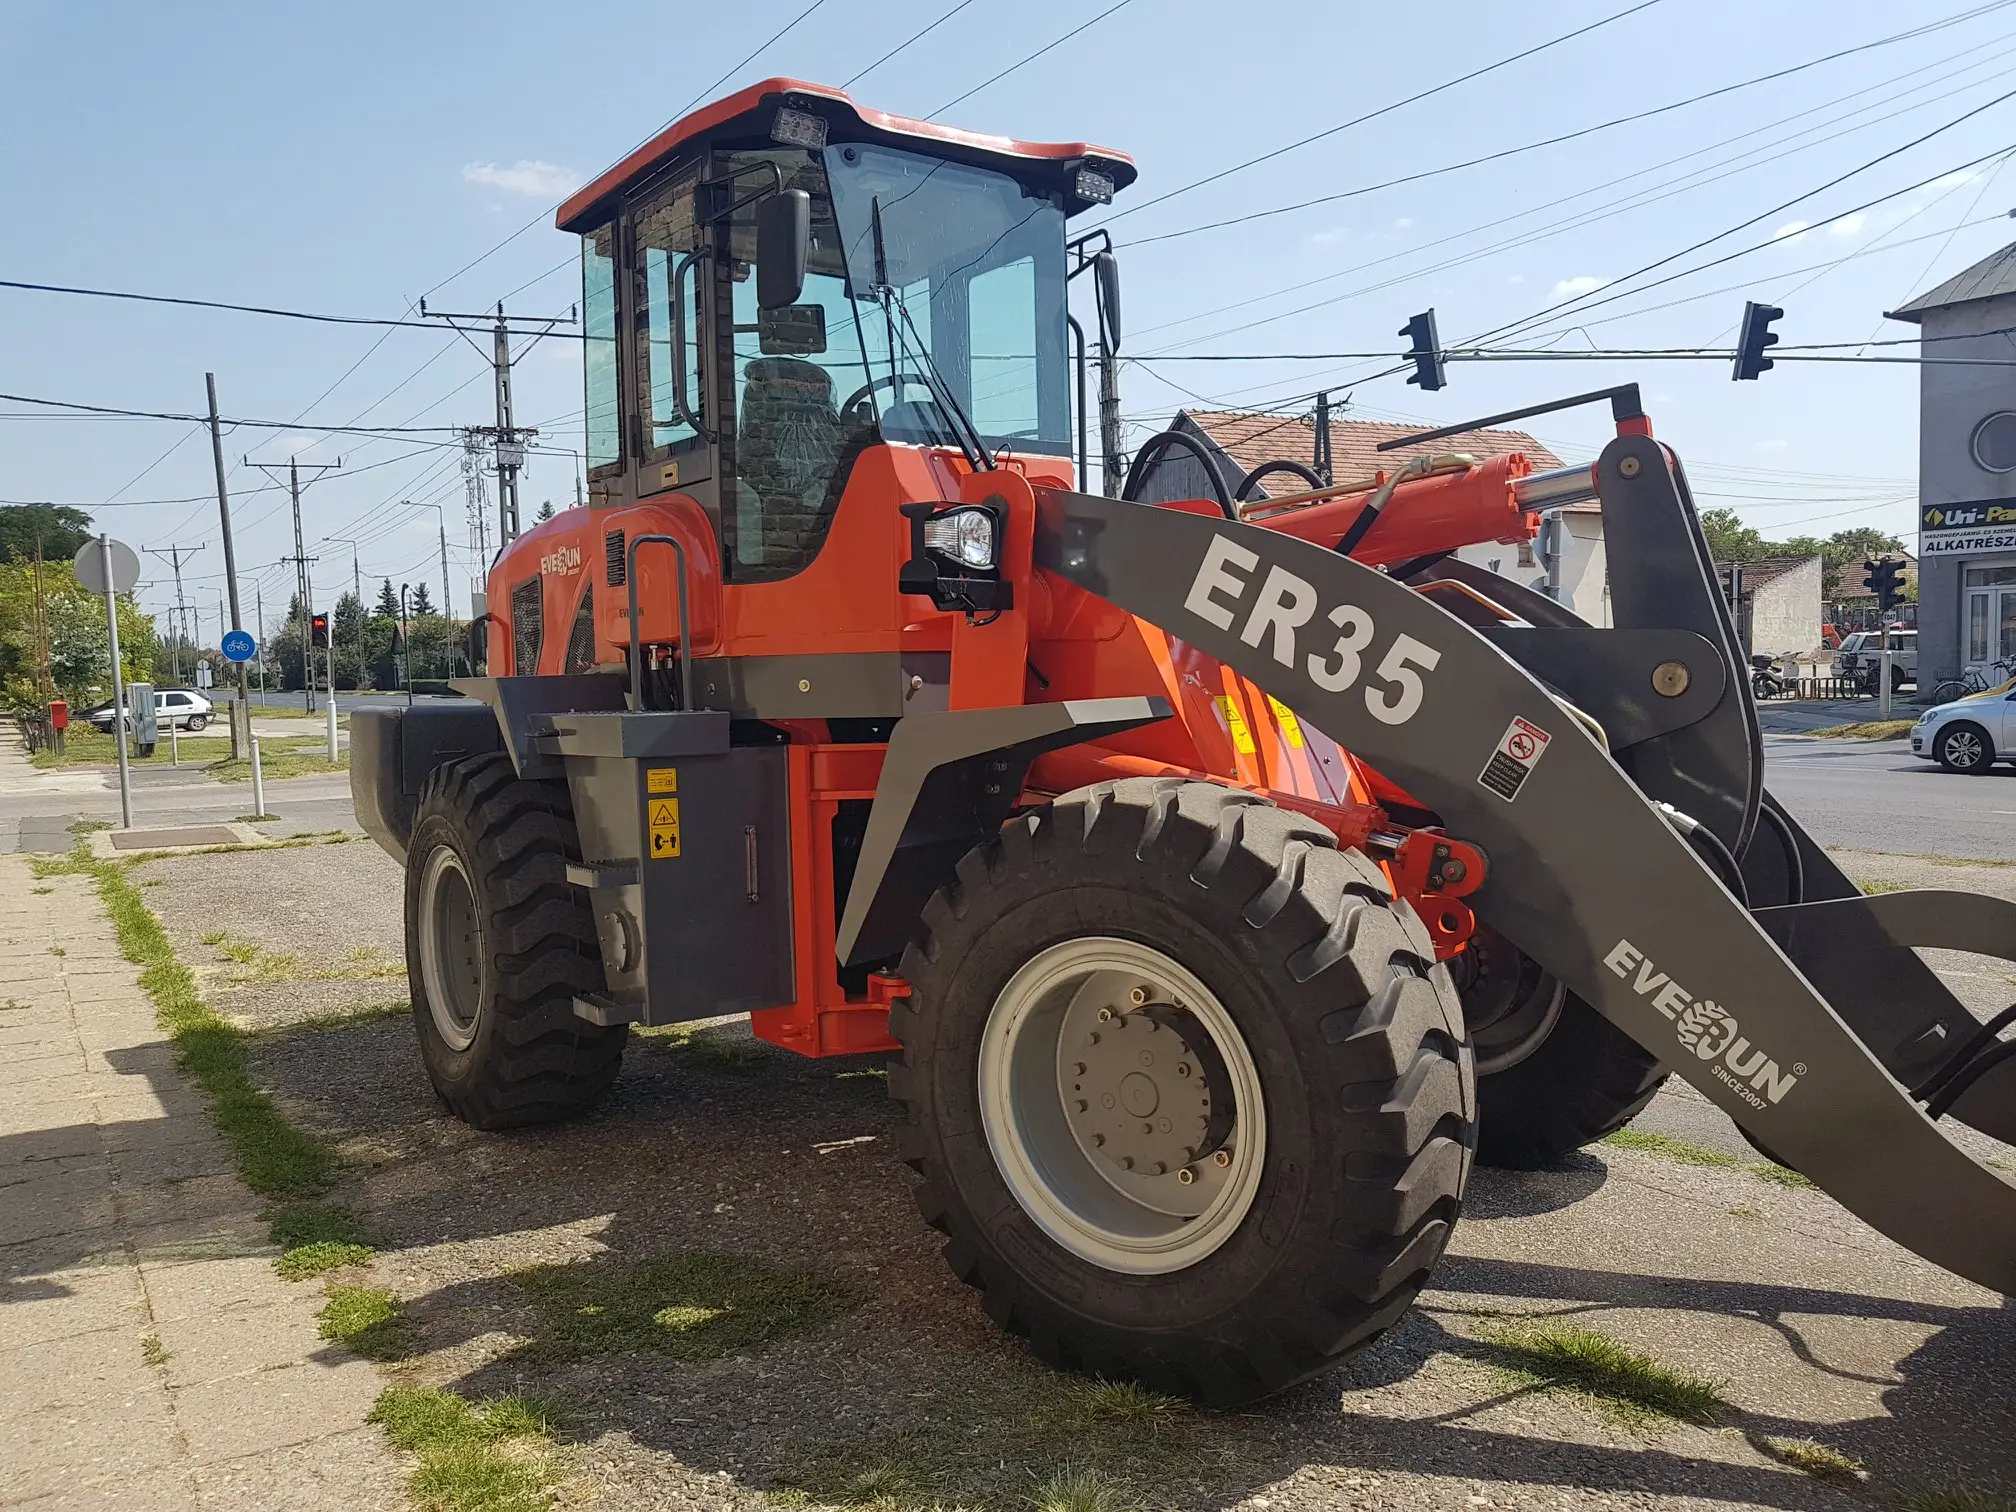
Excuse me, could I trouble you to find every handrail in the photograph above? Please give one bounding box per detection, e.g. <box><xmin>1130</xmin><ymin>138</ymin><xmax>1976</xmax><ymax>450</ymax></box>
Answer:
<box><xmin>625</xmin><ymin>533</ymin><xmax>694</xmax><ymax>712</ymax></box>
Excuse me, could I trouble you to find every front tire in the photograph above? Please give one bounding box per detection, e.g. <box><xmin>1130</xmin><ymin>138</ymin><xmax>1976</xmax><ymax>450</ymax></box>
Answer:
<box><xmin>1936</xmin><ymin>722</ymin><xmax>1995</xmax><ymax>775</ymax></box>
<box><xmin>185</xmin><ymin>714</ymin><xmax>209</xmax><ymax>732</ymax></box>
<box><xmin>890</xmin><ymin>778</ymin><xmax>1474</xmax><ymax>1405</ymax></box>
<box><xmin>405</xmin><ymin>752</ymin><xmax>627</xmax><ymax>1129</ymax></box>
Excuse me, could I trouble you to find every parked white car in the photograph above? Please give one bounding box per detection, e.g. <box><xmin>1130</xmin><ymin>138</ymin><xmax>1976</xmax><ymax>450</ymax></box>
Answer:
<box><xmin>85</xmin><ymin>688</ymin><xmax>214</xmax><ymax>733</ymax></box>
<box><xmin>1912</xmin><ymin>688</ymin><xmax>2016</xmax><ymax>773</ymax></box>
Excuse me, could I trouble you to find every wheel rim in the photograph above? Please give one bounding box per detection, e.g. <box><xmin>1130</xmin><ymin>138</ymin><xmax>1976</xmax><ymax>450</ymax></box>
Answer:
<box><xmin>1453</xmin><ymin>926</ymin><xmax>1566</xmax><ymax>1076</ymax></box>
<box><xmin>1946</xmin><ymin>729</ymin><xmax>1985</xmax><ymax>768</ymax></box>
<box><xmin>417</xmin><ymin>844</ymin><xmax>484</xmax><ymax>1051</ymax></box>
<box><xmin>977</xmin><ymin>936</ymin><xmax>1266</xmax><ymax>1275</ymax></box>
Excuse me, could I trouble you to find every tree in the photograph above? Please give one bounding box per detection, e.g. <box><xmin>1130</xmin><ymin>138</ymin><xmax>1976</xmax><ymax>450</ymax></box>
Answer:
<box><xmin>374</xmin><ymin>578</ymin><xmax>400</xmax><ymax>619</ymax></box>
<box><xmin>1700</xmin><ymin>507</ymin><xmax>1769</xmax><ymax>563</ymax></box>
<box><xmin>410</xmin><ymin>582</ymin><xmax>436</xmax><ymax>617</ymax></box>
<box><xmin>535</xmin><ymin>499</ymin><xmax>555</xmax><ymax>522</ymax></box>
<box><xmin>0</xmin><ymin>558</ymin><xmax>154</xmax><ymax>708</ymax></box>
<box><xmin>0</xmin><ymin>505</ymin><xmax>94</xmax><ymax>564</ymax></box>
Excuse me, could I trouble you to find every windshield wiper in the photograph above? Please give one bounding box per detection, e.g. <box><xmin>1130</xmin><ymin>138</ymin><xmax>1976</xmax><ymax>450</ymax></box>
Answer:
<box><xmin>868</xmin><ymin>195</ymin><xmax>992</xmax><ymax>476</ymax></box>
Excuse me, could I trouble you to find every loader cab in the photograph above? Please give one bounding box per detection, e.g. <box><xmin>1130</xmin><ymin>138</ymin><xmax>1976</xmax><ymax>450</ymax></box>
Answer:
<box><xmin>560</xmin><ymin>80</ymin><xmax>1132</xmax><ymax>586</ymax></box>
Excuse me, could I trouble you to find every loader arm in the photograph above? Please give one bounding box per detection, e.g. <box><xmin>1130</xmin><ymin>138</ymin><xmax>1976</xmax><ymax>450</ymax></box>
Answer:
<box><xmin>1033</xmin><ymin>433</ymin><xmax>2016</xmax><ymax>1298</ymax></box>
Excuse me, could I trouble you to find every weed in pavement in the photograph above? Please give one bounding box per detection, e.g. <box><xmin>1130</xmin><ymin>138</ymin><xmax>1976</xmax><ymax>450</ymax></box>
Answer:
<box><xmin>510</xmin><ymin>1249</ymin><xmax>854</xmax><ymax>1361</ymax></box>
<box><xmin>368</xmin><ymin>1386</ymin><xmax>571</xmax><ymax>1512</ymax></box>
<box><xmin>1861</xmin><ymin>879</ymin><xmax>1910</xmax><ymax>894</ymax></box>
<box><xmin>1031</xmin><ymin>1465</ymin><xmax>1136</xmax><ymax>1512</ymax></box>
<box><xmin>267</xmin><ymin>998</ymin><xmax>410</xmax><ymax>1035</ymax></box>
<box><xmin>1751</xmin><ymin>1162</ymin><xmax>1814</xmax><ymax>1189</ymax></box>
<box><xmin>1899</xmin><ymin>1482</ymin><xmax>2016</xmax><ymax>1512</ymax></box>
<box><xmin>207</xmin><ymin>739</ymin><xmax>346</xmax><ymax>782</ymax></box>
<box><xmin>1479</xmin><ymin>1320</ymin><xmax>1727</xmax><ymax>1427</ymax></box>
<box><xmin>1603</xmin><ymin>1128</ymin><xmax>1817</xmax><ymax>1189</ymax></box>
<box><xmin>318</xmin><ymin>1284</ymin><xmax>414</xmax><ymax>1361</ymax></box>
<box><xmin>1805</xmin><ymin>719</ymin><xmax>1915</xmax><ymax>739</ymax></box>
<box><xmin>1748</xmin><ymin>1434</ymin><xmax>1865</xmax><ymax>1484</ymax></box>
<box><xmin>268</xmin><ymin>1204</ymin><xmax>375</xmax><ymax>1279</ymax></box>
<box><xmin>641</xmin><ymin>1022</ymin><xmax>770</xmax><ymax>1074</ymax></box>
<box><xmin>141</xmin><ymin>1335</ymin><xmax>170</xmax><ymax>1367</ymax></box>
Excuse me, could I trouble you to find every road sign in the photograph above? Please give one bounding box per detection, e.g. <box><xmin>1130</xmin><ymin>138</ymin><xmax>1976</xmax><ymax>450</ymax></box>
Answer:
<box><xmin>221</xmin><ymin>629</ymin><xmax>256</xmax><ymax>663</ymax></box>
<box><xmin>73</xmin><ymin>537</ymin><xmax>140</xmax><ymax>595</ymax></box>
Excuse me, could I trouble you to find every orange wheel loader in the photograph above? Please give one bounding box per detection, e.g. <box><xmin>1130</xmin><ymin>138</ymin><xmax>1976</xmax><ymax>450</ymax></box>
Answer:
<box><xmin>353</xmin><ymin>80</ymin><xmax>2016</xmax><ymax>1404</ymax></box>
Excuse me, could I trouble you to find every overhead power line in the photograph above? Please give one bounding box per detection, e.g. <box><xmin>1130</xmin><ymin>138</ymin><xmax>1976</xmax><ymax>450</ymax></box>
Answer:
<box><xmin>0</xmin><ymin>390</ymin><xmax>466</xmax><ymax>435</ymax></box>
<box><xmin>843</xmin><ymin>0</ymin><xmax>981</xmax><ymax>87</ymax></box>
<box><xmin>1100</xmin><ymin>0</ymin><xmax>1669</xmax><ymax>225</ymax></box>
<box><xmin>931</xmin><ymin>0</ymin><xmax>1134</xmax><ymax>117</ymax></box>
<box><xmin>1122</xmin><ymin>0</ymin><xmax>2016</xmax><ymax>249</ymax></box>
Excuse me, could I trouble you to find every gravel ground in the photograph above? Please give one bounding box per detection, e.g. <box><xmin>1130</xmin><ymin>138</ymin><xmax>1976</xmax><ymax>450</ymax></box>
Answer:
<box><xmin>127</xmin><ymin>832</ymin><xmax>2016</xmax><ymax>1509</ymax></box>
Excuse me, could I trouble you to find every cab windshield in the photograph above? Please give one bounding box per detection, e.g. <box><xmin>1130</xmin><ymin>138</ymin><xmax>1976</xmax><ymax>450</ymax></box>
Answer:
<box><xmin>822</xmin><ymin>142</ymin><xmax>1070</xmax><ymax>455</ymax></box>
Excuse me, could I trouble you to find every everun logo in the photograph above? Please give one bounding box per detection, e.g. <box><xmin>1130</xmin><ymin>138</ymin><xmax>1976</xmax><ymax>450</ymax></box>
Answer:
<box><xmin>1604</xmin><ymin>939</ymin><xmax>1805</xmax><ymax>1107</ymax></box>
<box><xmin>539</xmin><ymin>544</ymin><xmax>582</xmax><ymax>577</ymax></box>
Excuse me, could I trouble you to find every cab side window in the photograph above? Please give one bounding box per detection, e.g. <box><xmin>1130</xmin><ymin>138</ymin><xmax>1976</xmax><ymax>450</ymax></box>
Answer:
<box><xmin>582</xmin><ymin>225</ymin><xmax>621</xmax><ymax>480</ymax></box>
<box><xmin>632</xmin><ymin>172</ymin><xmax>704</xmax><ymax>472</ymax></box>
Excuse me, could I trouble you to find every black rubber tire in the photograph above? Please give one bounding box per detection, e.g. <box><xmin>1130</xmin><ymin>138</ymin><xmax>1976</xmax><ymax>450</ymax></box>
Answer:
<box><xmin>404</xmin><ymin>752</ymin><xmax>627</xmax><ymax>1129</ymax></box>
<box><xmin>185</xmin><ymin>714</ymin><xmax>209</xmax><ymax>732</ymax></box>
<box><xmin>889</xmin><ymin>777</ymin><xmax>1474</xmax><ymax>1405</ymax></box>
<box><xmin>1936</xmin><ymin>721</ymin><xmax>1996</xmax><ymax>775</ymax></box>
<box><xmin>1474</xmin><ymin>994</ymin><xmax>1667</xmax><ymax>1169</ymax></box>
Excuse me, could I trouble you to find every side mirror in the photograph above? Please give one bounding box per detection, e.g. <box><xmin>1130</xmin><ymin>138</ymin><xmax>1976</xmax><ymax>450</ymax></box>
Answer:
<box><xmin>1094</xmin><ymin>250</ymin><xmax>1122</xmax><ymax>351</ymax></box>
<box><xmin>757</xmin><ymin>189</ymin><xmax>811</xmax><ymax>310</ymax></box>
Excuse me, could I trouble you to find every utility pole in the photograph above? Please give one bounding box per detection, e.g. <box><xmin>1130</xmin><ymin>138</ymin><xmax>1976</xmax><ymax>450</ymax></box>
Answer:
<box><xmin>440</xmin><ymin>521</ymin><xmax>453</xmax><ymax>622</ymax></box>
<box><xmin>207</xmin><ymin>374</ymin><xmax>252</xmax><ymax>756</ymax></box>
<box><xmin>255</xmin><ymin>579</ymin><xmax>268</xmax><ymax>696</ymax></box>
<box><xmin>1097</xmin><ymin>341</ymin><xmax>1123</xmax><ymax>498</ymax></box>
<box><xmin>146</xmin><ymin>543</ymin><xmax>202</xmax><ymax>683</ymax></box>
<box><xmin>1313</xmin><ymin>391</ymin><xmax>1334</xmax><ymax>485</ymax></box>
<box><xmin>422</xmin><ymin>299</ymin><xmax>573</xmax><ymax>546</ymax></box>
<box><xmin>30</xmin><ymin>539</ymin><xmax>52</xmax><ymax>701</ymax></box>
<box><xmin>249</xmin><ymin>455</ymin><xmax>339</xmax><ymax>712</ymax></box>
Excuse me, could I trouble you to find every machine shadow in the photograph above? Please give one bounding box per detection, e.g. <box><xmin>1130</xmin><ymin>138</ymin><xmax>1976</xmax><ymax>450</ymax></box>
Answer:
<box><xmin>248</xmin><ymin>1015</ymin><xmax>2016</xmax><ymax>1503</ymax></box>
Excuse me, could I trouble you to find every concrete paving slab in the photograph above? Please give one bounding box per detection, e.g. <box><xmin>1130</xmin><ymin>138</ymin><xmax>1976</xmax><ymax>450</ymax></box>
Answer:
<box><xmin>188</xmin><ymin>1427</ymin><xmax>401</xmax><ymax>1512</ymax></box>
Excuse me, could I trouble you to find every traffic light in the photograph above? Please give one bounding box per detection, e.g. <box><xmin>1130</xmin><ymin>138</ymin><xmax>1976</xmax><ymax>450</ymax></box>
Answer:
<box><xmin>1732</xmin><ymin>300</ymin><xmax>1783</xmax><ymax>381</ymax></box>
<box><xmin>1400</xmin><ymin>309</ymin><xmax>1445</xmax><ymax>392</ymax></box>
<box><xmin>1863</xmin><ymin>557</ymin><xmax>1905</xmax><ymax>612</ymax></box>
<box><xmin>310</xmin><ymin>613</ymin><xmax>329</xmax><ymax>648</ymax></box>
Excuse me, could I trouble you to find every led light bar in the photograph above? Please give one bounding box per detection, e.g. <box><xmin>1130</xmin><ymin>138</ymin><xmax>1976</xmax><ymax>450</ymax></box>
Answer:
<box><xmin>772</xmin><ymin>108</ymin><xmax>828</xmax><ymax>150</ymax></box>
<box><xmin>1073</xmin><ymin>167</ymin><xmax>1115</xmax><ymax>205</ymax></box>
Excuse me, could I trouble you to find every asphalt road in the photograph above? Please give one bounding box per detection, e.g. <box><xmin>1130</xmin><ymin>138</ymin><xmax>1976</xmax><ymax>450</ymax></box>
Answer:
<box><xmin>1763</xmin><ymin>731</ymin><xmax>2016</xmax><ymax>861</ymax></box>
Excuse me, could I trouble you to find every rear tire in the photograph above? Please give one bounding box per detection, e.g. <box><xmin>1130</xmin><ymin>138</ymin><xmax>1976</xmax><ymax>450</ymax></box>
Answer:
<box><xmin>185</xmin><ymin>713</ymin><xmax>209</xmax><ymax>732</ymax></box>
<box><xmin>405</xmin><ymin>752</ymin><xmax>627</xmax><ymax>1129</ymax></box>
<box><xmin>890</xmin><ymin>778</ymin><xmax>1474</xmax><ymax>1405</ymax></box>
<box><xmin>1473</xmin><ymin>994</ymin><xmax>1667</xmax><ymax>1169</ymax></box>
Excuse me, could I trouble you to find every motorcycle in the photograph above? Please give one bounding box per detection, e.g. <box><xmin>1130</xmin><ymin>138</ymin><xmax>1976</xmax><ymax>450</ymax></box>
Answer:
<box><xmin>1750</xmin><ymin>653</ymin><xmax>1788</xmax><ymax>700</ymax></box>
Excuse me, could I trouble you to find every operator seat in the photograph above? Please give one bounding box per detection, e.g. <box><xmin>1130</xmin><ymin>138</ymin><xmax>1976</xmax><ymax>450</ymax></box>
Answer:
<box><xmin>737</xmin><ymin>357</ymin><xmax>848</xmax><ymax>572</ymax></box>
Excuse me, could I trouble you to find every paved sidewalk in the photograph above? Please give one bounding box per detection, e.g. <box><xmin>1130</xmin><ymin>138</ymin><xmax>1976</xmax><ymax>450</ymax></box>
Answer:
<box><xmin>0</xmin><ymin>855</ymin><xmax>399</xmax><ymax>1510</ymax></box>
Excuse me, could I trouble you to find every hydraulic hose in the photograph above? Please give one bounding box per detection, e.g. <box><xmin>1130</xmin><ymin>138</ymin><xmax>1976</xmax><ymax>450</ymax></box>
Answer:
<box><xmin>1751</xmin><ymin>800</ymin><xmax>1806</xmax><ymax>906</ymax></box>
<box><xmin>1121</xmin><ymin>430</ymin><xmax>1236</xmax><ymax>519</ymax></box>
<box><xmin>1656</xmin><ymin>802</ymin><xmax>1749</xmax><ymax>906</ymax></box>
<box><xmin>1235</xmin><ymin>459</ymin><xmax>1325</xmax><ymax>502</ymax></box>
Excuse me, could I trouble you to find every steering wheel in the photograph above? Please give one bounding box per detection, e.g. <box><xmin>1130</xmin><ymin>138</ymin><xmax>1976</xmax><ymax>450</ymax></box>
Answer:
<box><xmin>841</xmin><ymin>372</ymin><xmax>937</xmax><ymax>425</ymax></box>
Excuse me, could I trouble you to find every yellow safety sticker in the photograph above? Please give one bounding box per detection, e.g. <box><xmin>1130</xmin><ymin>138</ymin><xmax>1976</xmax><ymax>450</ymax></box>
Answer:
<box><xmin>1217</xmin><ymin>695</ymin><xmax>1257</xmax><ymax>755</ymax></box>
<box><xmin>1266</xmin><ymin>696</ymin><xmax>1307</xmax><ymax>749</ymax></box>
<box><xmin>646</xmin><ymin>767</ymin><xmax>678</xmax><ymax>794</ymax></box>
<box><xmin>648</xmin><ymin>798</ymin><xmax>682</xmax><ymax>860</ymax></box>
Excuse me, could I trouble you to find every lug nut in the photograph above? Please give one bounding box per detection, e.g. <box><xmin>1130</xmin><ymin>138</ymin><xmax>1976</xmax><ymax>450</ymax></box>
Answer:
<box><xmin>1097</xmin><ymin>1007</ymin><xmax>1114</xmax><ymax>1022</ymax></box>
<box><xmin>1213</xmin><ymin>1150</ymin><xmax>1231</xmax><ymax>1168</ymax></box>
<box><xmin>1177</xmin><ymin>1167</ymin><xmax>1196</xmax><ymax>1186</ymax></box>
<box><xmin>1129</xmin><ymin>987</ymin><xmax>1149</xmax><ymax>1006</ymax></box>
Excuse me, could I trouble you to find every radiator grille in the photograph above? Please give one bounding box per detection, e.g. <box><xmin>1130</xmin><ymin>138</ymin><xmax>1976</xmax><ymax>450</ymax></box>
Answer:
<box><xmin>605</xmin><ymin>529</ymin><xmax>627</xmax><ymax>586</ymax></box>
<box><xmin>562</xmin><ymin>583</ymin><xmax>597</xmax><ymax>674</ymax></box>
<box><xmin>510</xmin><ymin>575</ymin><xmax>543</xmax><ymax>674</ymax></box>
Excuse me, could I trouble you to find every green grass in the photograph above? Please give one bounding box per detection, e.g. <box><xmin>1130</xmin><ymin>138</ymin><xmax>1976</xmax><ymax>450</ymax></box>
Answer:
<box><xmin>1805</xmin><ymin>719</ymin><xmax>1916</xmax><ymax>740</ymax></box>
<box><xmin>140</xmin><ymin>1334</ymin><xmax>170</xmax><ymax>1367</ymax></box>
<box><xmin>509</xmin><ymin>1249</ymin><xmax>853</xmax><ymax>1362</ymax></box>
<box><xmin>318</xmin><ymin>1284</ymin><xmax>414</xmax><ymax>1361</ymax></box>
<box><xmin>1748</xmin><ymin>1434</ymin><xmax>1865</xmax><ymax>1484</ymax></box>
<box><xmin>268</xmin><ymin>1204</ymin><xmax>375</xmax><ymax>1279</ymax></box>
<box><xmin>367</xmin><ymin>1387</ymin><xmax>571</xmax><ymax>1512</ymax></box>
<box><xmin>1861</xmin><ymin>878</ymin><xmax>1911</xmax><ymax>894</ymax></box>
<box><xmin>29</xmin><ymin>726</ymin><xmax>165</xmax><ymax>769</ymax></box>
<box><xmin>1898</xmin><ymin>1481</ymin><xmax>2016</xmax><ymax>1512</ymax></box>
<box><xmin>36</xmin><ymin>847</ymin><xmax>379</xmax><ymax>1279</ymax></box>
<box><xmin>774</xmin><ymin>1376</ymin><xmax>1195</xmax><ymax>1512</ymax></box>
<box><xmin>267</xmin><ymin>998</ymin><xmax>411</xmax><ymax>1035</ymax></box>
<box><xmin>1602</xmin><ymin>1129</ymin><xmax>1816</xmax><ymax>1189</ymax></box>
<box><xmin>1482</xmin><ymin>1321</ymin><xmax>1727</xmax><ymax>1426</ymax></box>
<box><xmin>641</xmin><ymin>1022</ymin><xmax>770</xmax><ymax>1074</ymax></box>
<box><xmin>200</xmin><ymin>931</ymin><xmax>404</xmax><ymax>986</ymax></box>
<box><xmin>207</xmin><ymin>738</ymin><xmax>347</xmax><ymax>782</ymax></box>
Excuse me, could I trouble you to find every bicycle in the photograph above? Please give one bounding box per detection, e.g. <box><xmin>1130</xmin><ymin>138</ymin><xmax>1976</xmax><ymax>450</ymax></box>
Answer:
<box><xmin>1930</xmin><ymin>660</ymin><xmax>2015</xmax><ymax>704</ymax></box>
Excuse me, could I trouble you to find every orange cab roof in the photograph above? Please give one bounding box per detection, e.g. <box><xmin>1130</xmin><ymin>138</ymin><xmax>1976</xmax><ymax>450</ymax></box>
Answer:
<box><xmin>556</xmin><ymin>77</ymin><xmax>1135</xmax><ymax>232</ymax></box>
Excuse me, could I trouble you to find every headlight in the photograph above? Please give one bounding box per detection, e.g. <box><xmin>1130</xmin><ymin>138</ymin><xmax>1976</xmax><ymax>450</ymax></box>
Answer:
<box><xmin>923</xmin><ymin>506</ymin><xmax>998</xmax><ymax>569</ymax></box>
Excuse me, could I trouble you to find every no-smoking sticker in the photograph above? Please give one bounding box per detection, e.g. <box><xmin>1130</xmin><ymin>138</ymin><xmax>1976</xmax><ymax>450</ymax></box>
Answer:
<box><xmin>1479</xmin><ymin>715</ymin><xmax>1552</xmax><ymax>802</ymax></box>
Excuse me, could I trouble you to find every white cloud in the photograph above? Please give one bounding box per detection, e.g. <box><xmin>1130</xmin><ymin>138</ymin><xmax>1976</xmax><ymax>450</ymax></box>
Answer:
<box><xmin>1307</xmin><ymin>226</ymin><xmax>1351</xmax><ymax>245</ymax></box>
<box><xmin>462</xmin><ymin>159</ymin><xmax>582</xmax><ymax>197</ymax></box>
<box><xmin>1753</xmin><ymin>438</ymin><xmax>1790</xmax><ymax>453</ymax></box>
<box><xmin>1771</xmin><ymin>220</ymin><xmax>1809</xmax><ymax>242</ymax></box>
<box><xmin>1654</xmin><ymin>393</ymin><xmax>1675</xmax><ymax>404</ymax></box>
<box><xmin>1393</xmin><ymin>216</ymin><xmax>1414</xmax><ymax>229</ymax></box>
<box><xmin>1506</xmin><ymin>273</ymin><xmax>1525</xmax><ymax>284</ymax></box>
<box><xmin>1826</xmin><ymin>212</ymin><xmax>1867</xmax><ymax>237</ymax></box>
<box><xmin>1552</xmin><ymin>274</ymin><xmax>1607</xmax><ymax>297</ymax></box>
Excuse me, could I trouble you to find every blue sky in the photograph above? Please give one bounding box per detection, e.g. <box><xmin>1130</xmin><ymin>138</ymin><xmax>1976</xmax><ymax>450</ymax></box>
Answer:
<box><xmin>4</xmin><ymin>0</ymin><xmax>2012</xmax><ymax>633</ymax></box>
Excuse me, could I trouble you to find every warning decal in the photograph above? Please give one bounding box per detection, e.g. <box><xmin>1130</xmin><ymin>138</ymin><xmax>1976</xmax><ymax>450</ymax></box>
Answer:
<box><xmin>1265</xmin><ymin>696</ymin><xmax>1307</xmax><ymax>749</ymax></box>
<box><xmin>1478</xmin><ymin>715</ymin><xmax>1552</xmax><ymax>802</ymax></box>
<box><xmin>1216</xmin><ymin>695</ymin><xmax>1257</xmax><ymax>755</ymax></box>
<box><xmin>646</xmin><ymin>767</ymin><xmax>678</xmax><ymax>794</ymax></box>
<box><xmin>648</xmin><ymin>798</ymin><xmax>682</xmax><ymax>859</ymax></box>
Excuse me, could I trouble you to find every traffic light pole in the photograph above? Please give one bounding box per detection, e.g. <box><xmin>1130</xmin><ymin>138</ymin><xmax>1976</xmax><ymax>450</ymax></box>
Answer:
<box><xmin>1880</xmin><ymin>629</ymin><xmax>1893</xmax><ymax>721</ymax></box>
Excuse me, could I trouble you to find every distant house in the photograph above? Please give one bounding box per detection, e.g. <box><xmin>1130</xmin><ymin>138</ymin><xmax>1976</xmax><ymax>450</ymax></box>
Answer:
<box><xmin>1714</xmin><ymin>555</ymin><xmax>1823</xmax><ymax>657</ymax></box>
<box><xmin>1887</xmin><ymin>240</ymin><xmax>2016</xmax><ymax>681</ymax></box>
<box><xmin>1126</xmin><ymin>410</ymin><xmax>1610</xmax><ymax>624</ymax></box>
